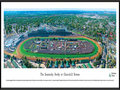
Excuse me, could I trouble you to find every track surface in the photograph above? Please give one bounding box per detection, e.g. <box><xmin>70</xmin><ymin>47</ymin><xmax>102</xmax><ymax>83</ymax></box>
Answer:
<box><xmin>4</xmin><ymin>36</ymin><xmax>102</xmax><ymax>61</ymax></box>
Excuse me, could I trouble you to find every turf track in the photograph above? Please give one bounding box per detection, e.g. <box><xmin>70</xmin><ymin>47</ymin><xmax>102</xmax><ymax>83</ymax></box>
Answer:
<box><xmin>14</xmin><ymin>36</ymin><xmax>102</xmax><ymax>61</ymax></box>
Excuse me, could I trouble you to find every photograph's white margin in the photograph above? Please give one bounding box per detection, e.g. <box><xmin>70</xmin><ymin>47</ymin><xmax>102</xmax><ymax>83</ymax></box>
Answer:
<box><xmin>1</xmin><ymin>2</ymin><xmax>119</xmax><ymax>88</ymax></box>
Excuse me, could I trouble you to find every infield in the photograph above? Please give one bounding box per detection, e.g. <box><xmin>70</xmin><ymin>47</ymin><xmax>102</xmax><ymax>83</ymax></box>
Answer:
<box><xmin>16</xmin><ymin>36</ymin><xmax>102</xmax><ymax>61</ymax></box>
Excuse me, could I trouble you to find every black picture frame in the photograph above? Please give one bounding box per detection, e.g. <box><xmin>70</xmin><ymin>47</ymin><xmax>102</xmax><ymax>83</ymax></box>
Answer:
<box><xmin>0</xmin><ymin>0</ymin><xmax>119</xmax><ymax>90</ymax></box>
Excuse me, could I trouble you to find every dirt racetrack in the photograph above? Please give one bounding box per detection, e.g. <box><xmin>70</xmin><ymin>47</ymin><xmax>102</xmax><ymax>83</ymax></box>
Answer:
<box><xmin>4</xmin><ymin>36</ymin><xmax>102</xmax><ymax>61</ymax></box>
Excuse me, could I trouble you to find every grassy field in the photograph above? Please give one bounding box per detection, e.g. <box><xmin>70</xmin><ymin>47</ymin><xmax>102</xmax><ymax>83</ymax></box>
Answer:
<box><xmin>12</xmin><ymin>49</ymin><xmax>17</xmax><ymax>55</ymax></box>
<box><xmin>19</xmin><ymin>37</ymin><xmax>98</xmax><ymax>59</ymax></box>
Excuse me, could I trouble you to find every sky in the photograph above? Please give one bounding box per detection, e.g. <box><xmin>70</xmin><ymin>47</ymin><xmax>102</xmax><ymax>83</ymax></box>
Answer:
<box><xmin>4</xmin><ymin>8</ymin><xmax>116</xmax><ymax>11</ymax></box>
<box><xmin>2</xmin><ymin>2</ymin><xmax>118</xmax><ymax>11</ymax></box>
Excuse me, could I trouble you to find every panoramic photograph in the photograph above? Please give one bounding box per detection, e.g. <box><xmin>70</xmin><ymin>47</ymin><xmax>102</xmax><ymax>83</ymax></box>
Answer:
<box><xmin>4</xmin><ymin>8</ymin><xmax>116</xmax><ymax>68</ymax></box>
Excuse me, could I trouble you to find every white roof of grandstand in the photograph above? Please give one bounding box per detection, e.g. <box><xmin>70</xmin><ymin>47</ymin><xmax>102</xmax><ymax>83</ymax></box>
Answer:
<box><xmin>5</xmin><ymin>39</ymin><xmax>13</xmax><ymax>47</ymax></box>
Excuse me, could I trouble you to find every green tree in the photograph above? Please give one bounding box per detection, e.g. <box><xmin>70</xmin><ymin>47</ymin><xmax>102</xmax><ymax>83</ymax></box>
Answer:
<box><xmin>64</xmin><ymin>59</ymin><xmax>66</xmax><ymax>64</ymax></box>
<box><xmin>69</xmin><ymin>59</ymin><xmax>72</xmax><ymax>64</ymax></box>
<box><xmin>77</xmin><ymin>60</ymin><xmax>79</xmax><ymax>64</ymax></box>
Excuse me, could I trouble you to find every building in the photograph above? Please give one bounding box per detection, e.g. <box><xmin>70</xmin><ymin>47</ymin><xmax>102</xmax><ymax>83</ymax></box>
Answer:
<box><xmin>9</xmin><ymin>46</ymin><xmax>16</xmax><ymax>52</ymax></box>
<box><xmin>13</xmin><ymin>38</ymin><xmax>21</xmax><ymax>47</ymax></box>
<box><xmin>5</xmin><ymin>39</ymin><xmax>13</xmax><ymax>47</ymax></box>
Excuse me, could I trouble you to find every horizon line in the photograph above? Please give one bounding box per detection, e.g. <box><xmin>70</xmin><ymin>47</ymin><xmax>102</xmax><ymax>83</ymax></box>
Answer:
<box><xmin>4</xmin><ymin>8</ymin><xmax>116</xmax><ymax>12</ymax></box>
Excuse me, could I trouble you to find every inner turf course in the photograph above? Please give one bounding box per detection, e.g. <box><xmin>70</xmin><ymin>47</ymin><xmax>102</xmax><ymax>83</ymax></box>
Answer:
<box><xmin>15</xmin><ymin>36</ymin><xmax>102</xmax><ymax>61</ymax></box>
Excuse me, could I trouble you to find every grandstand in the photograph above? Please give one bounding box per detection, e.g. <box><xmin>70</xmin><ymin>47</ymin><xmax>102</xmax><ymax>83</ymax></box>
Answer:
<box><xmin>5</xmin><ymin>39</ymin><xmax>13</xmax><ymax>47</ymax></box>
